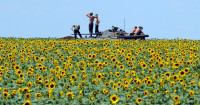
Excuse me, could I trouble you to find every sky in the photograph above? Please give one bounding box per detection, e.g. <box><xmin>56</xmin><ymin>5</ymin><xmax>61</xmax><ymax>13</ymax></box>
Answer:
<box><xmin>0</xmin><ymin>0</ymin><xmax>200</xmax><ymax>39</ymax></box>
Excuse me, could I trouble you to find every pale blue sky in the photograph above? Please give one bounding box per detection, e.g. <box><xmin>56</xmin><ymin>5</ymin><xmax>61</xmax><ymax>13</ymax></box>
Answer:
<box><xmin>0</xmin><ymin>0</ymin><xmax>200</xmax><ymax>39</ymax></box>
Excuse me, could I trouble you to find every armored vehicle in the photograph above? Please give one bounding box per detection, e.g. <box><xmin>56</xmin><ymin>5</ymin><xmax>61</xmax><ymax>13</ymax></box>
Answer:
<box><xmin>69</xmin><ymin>26</ymin><xmax>149</xmax><ymax>40</ymax></box>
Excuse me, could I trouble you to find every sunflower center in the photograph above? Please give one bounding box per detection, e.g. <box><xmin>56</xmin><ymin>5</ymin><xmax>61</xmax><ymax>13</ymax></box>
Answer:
<box><xmin>112</xmin><ymin>97</ymin><xmax>117</xmax><ymax>101</ymax></box>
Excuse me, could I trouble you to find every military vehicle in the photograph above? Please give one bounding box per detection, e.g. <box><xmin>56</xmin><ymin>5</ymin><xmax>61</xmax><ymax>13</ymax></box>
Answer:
<box><xmin>68</xmin><ymin>26</ymin><xmax>149</xmax><ymax>40</ymax></box>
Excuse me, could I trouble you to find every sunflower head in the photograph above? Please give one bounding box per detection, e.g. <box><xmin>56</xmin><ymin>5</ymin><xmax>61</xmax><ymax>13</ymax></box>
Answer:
<box><xmin>23</xmin><ymin>100</ymin><xmax>32</xmax><ymax>105</ymax></box>
<box><xmin>173</xmin><ymin>95</ymin><xmax>179</xmax><ymax>101</ymax></box>
<box><xmin>136</xmin><ymin>98</ymin><xmax>142</xmax><ymax>104</ymax></box>
<box><xmin>110</xmin><ymin>94</ymin><xmax>119</xmax><ymax>104</ymax></box>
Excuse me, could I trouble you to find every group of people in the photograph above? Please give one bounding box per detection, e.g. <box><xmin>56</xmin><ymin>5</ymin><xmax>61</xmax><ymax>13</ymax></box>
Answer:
<box><xmin>130</xmin><ymin>26</ymin><xmax>144</xmax><ymax>36</ymax></box>
<box><xmin>72</xmin><ymin>12</ymin><xmax>144</xmax><ymax>39</ymax></box>
<box><xmin>71</xmin><ymin>12</ymin><xmax>100</xmax><ymax>39</ymax></box>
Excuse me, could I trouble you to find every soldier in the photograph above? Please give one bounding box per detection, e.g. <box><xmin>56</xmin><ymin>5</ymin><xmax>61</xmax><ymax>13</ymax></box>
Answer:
<box><xmin>130</xmin><ymin>26</ymin><xmax>137</xmax><ymax>35</ymax></box>
<box><xmin>86</xmin><ymin>12</ymin><xmax>97</xmax><ymax>37</ymax></box>
<box><xmin>95</xmin><ymin>14</ymin><xmax>100</xmax><ymax>38</ymax></box>
<box><xmin>71</xmin><ymin>25</ymin><xmax>82</xmax><ymax>39</ymax></box>
<box><xmin>134</xmin><ymin>26</ymin><xmax>144</xmax><ymax>36</ymax></box>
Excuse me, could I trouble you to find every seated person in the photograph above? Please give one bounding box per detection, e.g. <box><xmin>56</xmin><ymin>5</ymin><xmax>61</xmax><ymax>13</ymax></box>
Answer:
<box><xmin>130</xmin><ymin>26</ymin><xmax>137</xmax><ymax>35</ymax></box>
<box><xmin>134</xmin><ymin>26</ymin><xmax>143</xmax><ymax>35</ymax></box>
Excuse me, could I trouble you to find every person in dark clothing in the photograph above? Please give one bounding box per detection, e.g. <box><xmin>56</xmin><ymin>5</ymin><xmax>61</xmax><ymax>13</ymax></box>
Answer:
<box><xmin>95</xmin><ymin>14</ymin><xmax>100</xmax><ymax>38</ymax></box>
<box><xmin>86</xmin><ymin>12</ymin><xmax>97</xmax><ymax>37</ymax></box>
<box><xmin>71</xmin><ymin>25</ymin><xmax>82</xmax><ymax>39</ymax></box>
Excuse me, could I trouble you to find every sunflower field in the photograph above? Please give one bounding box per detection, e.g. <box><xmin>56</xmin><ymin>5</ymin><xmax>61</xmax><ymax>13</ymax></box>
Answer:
<box><xmin>0</xmin><ymin>38</ymin><xmax>200</xmax><ymax>105</ymax></box>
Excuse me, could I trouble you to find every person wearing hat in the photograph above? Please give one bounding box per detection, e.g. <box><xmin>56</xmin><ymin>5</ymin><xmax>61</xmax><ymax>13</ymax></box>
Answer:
<box><xmin>134</xmin><ymin>26</ymin><xmax>144</xmax><ymax>35</ymax></box>
<box><xmin>130</xmin><ymin>26</ymin><xmax>137</xmax><ymax>35</ymax></box>
<box><xmin>86</xmin><ymin>12</ymin><xmax>97</xmax><ymax>38</ymax></box>
<box><xmin>71</xmin><ymin>25</ymin><xmax>82</xmax><ymax>39</ymax></box>
<box><xmin>95</xmin><ymin>14</ymin><xmax>100</xmax><ymax>38</ymax></box>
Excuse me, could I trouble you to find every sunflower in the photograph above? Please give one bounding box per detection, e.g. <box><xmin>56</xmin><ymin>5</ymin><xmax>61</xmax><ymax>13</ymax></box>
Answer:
<box><xmin>179</xmin><ymin>79</ymin><xmax>184</xmax><ymax>84</ymax></box>
<box><xmin>136</xmin><ymin>98</ymin><xmax>142</xmax><ymax>104</ymax></box>
<box><xmin>92</xmin><ymin>54</ymin><xmax>97</xmax><ymax>59</ymax></box>
<box><xmin>113</xmin><ymin>84</ymin><xmax>118</xmax><ymax>90</ymax></box>
<box><xmin>23</xmin><ymin>87</ymin><xmax>29</xmax><ymax>93</ymax></box>
<box><xmin>94</xmin><ymin>59</ymin><xmax>99</xmax><ymax>64</ymax></box>
<box><xmin>179</xmin><ymin>70</ymin><xmax>185</xmax><ymax>77</ymax></box>
<box><xmin>150</xmin><ymin>64</ymin><xmax>155</xmax><ymax>68</ymax></box>
<box><xmin>23</xmin><ymin>100</ymin><xmax>32</xmax><ymax>105</ymax></box>
<box><xmin>186</xmin><ymin>61</ymin><xmax>191</xmax><ymax>66</ymax></box>
<box><xmin>35</xmin><ymin>93</ymin><xmax>42</xmax><ymax>99</ymax></box>
<box><xmin>71</xmin><ymin>74</ymin><xmax>76</xmax><ymax>80</ymax></box>
<box><xmin>60</xmin><ymin>91</ymin><xmax>63</xmax><ymax>96</ymax></box>
<box><xmin>97</xmin><ymin>73</ymin><xmax>102</xmax><ymax>79</ymax></box>
<box><xmin>149</xmin><ymin>58</ymin><xmax>154</xmax><ymax>63</ymax></box>
<box><xmin>159</xmin><ymin>63</ymin><xmax>165</xmax><ymax>68</ymax></box>
<box><xmin>173</xmin><ymin>95</ymin><xmax>179</xmax><ymax>101</ymax></box>
<box><xmin>149</xmin><ymin>94</ymin><xmax>153</xmax><ymax>98</ymax></box>
<box><xmin>3</xmin><ymin>88</ymin><xmax>8</xmax><ymax>92</ymax></box>
<box><xmin>168</xmin><ymin>57</ymin><xmax>173</xmax><ymax>61</ymax></box>
<box><xmin>195</xmin><ymin>72</ymin><xmax>199</xmax><ymax>76</ymax></box>
<box><xmin>184</xmin><ymin>68</ymin><xmax>189</xmax><ymax>73</ymax></box>
<box><xmin>40</xmin><ymin>57</ymin><xmax>45</xmax><ymax>62</ymax></box>
<box><xmin>173</xmin><ymin>75</ymin><xmax>179</xmax><ymax>81</ymax></box>
<box><xmin>189</xmin><ymin>90</ymin><xmax>194</xmax><ymax>97</ymax></box>
<box><xmin>0</xmin><ymin>66</ymin><xmax>5</xmax><ymax>70</ymax></box>
<box><xmin>19</xmin><ymin>73</ymin><xmax>24</xmax><ymax>78</ymax></box>
<box><xmin>66</xmin><ymin>92</ymin><xmax>74</xmax><ymax>99</ymax></box>
<box><xmin>147</xmin><ymin>80</ymin><xmax>152</xmax><ymax>86</ymax></box>
<box><xmin>124</xmin><ymin>85</ymin><xmax>129</xmax><ymax>91</ymax></box>
<box><xmin>131</xmin><ymin>71</ymin><xmax>136</xmax><ymax>76</ymax></box>
<box><xmin>125</xmin><ymin>70</ymin><xmax>130</xmax><ymax>76</ymax></box>
<box><xmin>38</xmin><ymin>76</ymin><xmax>43</xmax><ymax>83</ymax></box>
<box><xmin>53</xmin><ymin>60</ymin><xmax>59</xmax><ymax>65</ymax></box>
<box><xmin>136</xmin><ymin>80</ymin><xmax>142</xmax><ymax>86</ymax></box>
<box><xmin>165</xmin><ymin>72</ymin><xmax>171</xmax><ymax>77</ymax></box>
<box><xmin>44</xmin><ymin>80</ymin><xmax>49</xmax><ymax>84</ymax></box>
<box><xmin>125</xmin><ymin>57</ymin><xmax>129</xmax><ymax>61</ymax></box>
<box><xmin>144</xmin><ymin>90</ymin><xmax>148</xmax><ymax>96</ymax></box>
<box><xmin>25</xmin><ymin>93</ymin><xmax>31</xmax><ymax>100</ymax></box>
<box><xmin>3</xmin><ymin>92</ymin><xmax>9</xmax><ymax>98</ymax></box>
<box><xmin>148</xmin><ymin>69</ymin><xmax>153</xmax><ymax>73</ymax></box>
<box><xmin>115</xmin><ymin>72</ymin><xmax>120</xmax><ymax>77</ymax></box>
<box><xmin>49</xmin><ymin>82</ymin><xmax>56</xmax><ymax>89</ymax></box>
<box><xmin>141</xmin><ymin>63</ymin><xmax>148</xmax><ymax>69</ymax></box>
<box><xmin>190</xmin><ymin>81</ymin><xmax>195</xmax><ymax>86</ymax></box>
<box><xmin>119</xmin><ymin>65</ymin><xmax>124</xmax><ymax>70</ymax></box>
<box><xmin>79</xmin><ymin>91</ymin><xmax>83</xmax><ymax>96</ymax></box>
<box><xmin>170</xmin><ymin>81</ymin><xmax>175</xmax><ymax>86</ymax></box>
<box><xmin>103</xmin><ymin>61</ymin><xmax>108</xmax><ymax>65</ymax></box>
<box><xmin>14</xmin><ymin>65</ymin><xmax>20</xmax><ymax>70</ymax></box>
<box><xmin>66</xmin><ymin>85</ymin><xmax>70</xmax><ymax>89</ymax></box>
<box><xmin>103</xmin><ymin>89</ymin><xmax>107</xmax><ymax>94</ymax></box>
<box><xmin>105</xmin><ymin>82</ymin><xmax>109</xmax><ymax>87</ymax></box>
<box><xmin>0</xmin><ymin>71</ymin><xmax>3</xmax><ymax>77</ymax></box>
<box><xmin>126</xmin><ymin>94</ymin><xmax>131</xmax><ymax>98</ymax></box>
<box><xmin>111</xmin><ymin>58</ymin><xmax>117</xmax><ymax>63</ymax></box>
<box><xmin>35</xmin><ymin>56</ymin><xmax>40</xmax><ymax>61</ymax></box>
<box><xmin>110</xmin><ymin>94</ymin><xmax>119</xmax><ymax>104</ymax></box>
<box><xmin>90</xmin><ymin>97</ymin><xmax>95</xmax><ymax>101</ymax></box>
<box><xmin>166</xmin><ymin>90</ymin><xmax>169</xmax><ymax>95</ymax></box>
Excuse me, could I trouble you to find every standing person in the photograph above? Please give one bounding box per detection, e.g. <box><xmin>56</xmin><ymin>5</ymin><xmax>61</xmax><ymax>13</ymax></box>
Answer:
<box><xmin>86</xmin><ymin>12</ymin><xmax>97</xmax><ymax>38</ymax></box>
<box><xmin>95</xmin><ymin>14</ymin><xmax>100</xmax><ymax>38</ymax></box>
<box><xmin>134</xmin><ymin>26</ymin><xmax>144</xmax><ymax>35</ymax></box>
<box><xmin>71</xmin><ymin>25</ymin><xmax>82</xmax><ymax>39</ymax></box>
<box><xmin>130</xmin><ymin>26</ymin><xmax>137</xmax><ymax>35</ymax></box>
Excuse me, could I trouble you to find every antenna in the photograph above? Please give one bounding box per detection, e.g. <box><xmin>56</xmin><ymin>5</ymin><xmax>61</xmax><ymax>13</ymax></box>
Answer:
<box><xmin>124</xmin><ymin>18</ymin><xmax>125</xmax><ymax>31</ymax></box>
